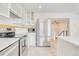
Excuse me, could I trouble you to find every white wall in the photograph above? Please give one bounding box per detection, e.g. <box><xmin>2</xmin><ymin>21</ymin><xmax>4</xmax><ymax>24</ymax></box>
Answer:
<box><xmin>70</xmin><ymin>14</ymin><xmax>79</xmax><ymax>38</ymax></box>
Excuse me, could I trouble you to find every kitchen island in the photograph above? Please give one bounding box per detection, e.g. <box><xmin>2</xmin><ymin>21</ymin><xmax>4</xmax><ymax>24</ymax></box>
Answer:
<box><xmin>0</xmin><ymin>38</ymin><xmax>19</xmax><ymax>52</ymax></box>
<box><xmin>0</xmin><ymin>34</ymin><xmax>27</xmax><ymax>56</ymax></box>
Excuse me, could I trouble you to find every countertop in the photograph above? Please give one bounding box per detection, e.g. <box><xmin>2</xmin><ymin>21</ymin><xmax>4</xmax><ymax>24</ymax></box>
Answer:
<box><xmin>0</xmin><ymin>38</ymin><xmax>20</xmax><ymax>52</ymax></box>
<box><xmin>58</xmin><ymin>36</ymin><xmax>79</xmax><ymax>46</ymax></box>
<box><xmin>0</xmin><ymin>34</ymin><xmax>27</xmax><ymax>52</ymax></box>
<box><xmin>15</xmin><ymin>33</ymin><xmax>27</xmax><ymax>38</ymax></box>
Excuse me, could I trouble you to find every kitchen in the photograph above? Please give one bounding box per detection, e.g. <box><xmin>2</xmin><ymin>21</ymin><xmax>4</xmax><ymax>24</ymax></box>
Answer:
<box><xmin>0</xmin><ymin>3</ymin><xmax>79</xmax><ymax>56</ymax></box>
<box><xmin>0</xmin><ymin>3</ymin><xmax>28</xmax><ymax>56</ymax></box>
<box><xmin>0</xmin><ymin>3</ymin><xmax>38</xmax><ymax>56</ymax></box>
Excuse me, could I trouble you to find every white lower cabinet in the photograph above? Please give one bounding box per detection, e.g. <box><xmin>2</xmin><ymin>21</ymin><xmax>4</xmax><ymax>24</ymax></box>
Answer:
<box><xmin>6</xmin><ymin>43</ymin><xmax>18</xmax><ymax>56</ymax></box>
<box><xmin>0</xmin><ymin>41</ymin><xmax>19</xmax><ymax>56</ymax></box>
<box><xmin>57</xmin><ymin>39</ymin><xmax>79</xmax><ymax>56</ymax></box>
<box><xmin>27</xmin><ymin>33</ymin><xmax>36</xmax><ymax>47</ymax></box>
<box><xmin>19</xmin><ymin>37</ymin><xmax>27</xmax><ymax>56</ymax></box>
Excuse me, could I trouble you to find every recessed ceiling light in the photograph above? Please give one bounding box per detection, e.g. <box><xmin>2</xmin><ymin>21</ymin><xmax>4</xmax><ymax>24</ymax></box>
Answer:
<box><xmin>38</xmin><ymin>5</ymin><xmax>42</xmax><ymax>8</ymax></box>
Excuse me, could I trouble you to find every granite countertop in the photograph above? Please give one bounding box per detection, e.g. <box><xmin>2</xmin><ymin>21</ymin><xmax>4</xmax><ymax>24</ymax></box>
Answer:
<box><xmin>58</xmin><ymin>36</ymin><xmax>79</xmax><ymax>46</ymax></box>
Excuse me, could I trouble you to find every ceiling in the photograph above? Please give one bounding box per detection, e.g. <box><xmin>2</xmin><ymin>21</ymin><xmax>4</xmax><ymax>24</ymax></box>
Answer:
<box><xmin>23</xmin><ymin>3</ymin><xmax>79</xmax><ymax>13</ymax></box>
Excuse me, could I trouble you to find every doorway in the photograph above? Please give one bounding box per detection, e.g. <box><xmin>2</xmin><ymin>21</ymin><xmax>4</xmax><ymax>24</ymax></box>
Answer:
<box><xmin>48</xmin><ymin>18</ymin><xmax>69</xmax><ymax>54</ymax></box>
<box><xmin>51</xmin><ymin>18</ymin><xmax>69</xmax><ymax>39</ymax></box>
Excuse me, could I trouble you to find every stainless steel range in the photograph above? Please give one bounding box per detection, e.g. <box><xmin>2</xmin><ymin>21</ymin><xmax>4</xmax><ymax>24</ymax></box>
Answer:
<box><xmin>0</xmin><ymin>28</ymin><xmax>15</xmax><ymax>38</ymax></box>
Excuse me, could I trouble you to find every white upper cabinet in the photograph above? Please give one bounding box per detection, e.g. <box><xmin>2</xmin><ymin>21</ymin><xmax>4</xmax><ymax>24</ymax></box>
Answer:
<box><xmin>10</xmin><ymin>3</ymin><xmax>23</xmax><ymax>18</ymax></box>
<box><xmin>27</xmin><ymin>12</ymin><xmax>35</xmax><ymax>25</ymax></box>
<box><xmin>0</xmin><ymin>3</ymin><xmax>27</xmax><ymax>19</ymax></box>
<box><xmin>15</xmin><ymin>3</ymin><xmax>23</xmax><ymax>18</ymax></box>
<box><xmin>10</xmin><ymin>3</ymin><xmax>18</xmax><ymax>15</ymax></box>
<box><xmin>0</xmin><ymin>3</ymin><xmax>27</xmax><ymax>24</ymax></box>
<box><xmin>22</xmin><ymin>5</ymin><xmax>26</xmax><ymax>19</ymax></box>
<box><xmin>0</xmin><ymin>3</ymin><xmax>26</xmax><ymax>19</ymax></box>
<box><xmin>0</xmin><ymin>3</ymin><xmax>9</xmax><ymax>18</ymax></box>
<box><xmin>21</xmin><ymin>5</ymin><xmax>27</xmax><ymax>24</ymax></box>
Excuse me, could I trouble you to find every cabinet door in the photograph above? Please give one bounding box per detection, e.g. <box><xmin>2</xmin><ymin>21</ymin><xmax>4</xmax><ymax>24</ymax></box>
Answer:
<box><xmin>10</xmin><ymin>3</ymin><xmax>22</xmax><ymax>18</ymax></box>
<box><xmin>10</xmin><ymin>3</ymin><xmax>19</xmax><ymax>18</ymax></box>
<box><xmin>0</xmin><ymin>3</ymin><xmax>9</xmax><ymax>17</ymax></box>
<box><xmin>22</xmin><ymin>5</ymin><xmax>26</xmax><ymax>19</ymax></box>
<box><xmin>6</xmin><ymin>44</ymin><xmax>18</xmax><ymax>56</ymax></box>
<box><xmin>16</xmin><ymin>4</ymin><xmax>22</xmax><ymax>18</ymax></box>
<box><xmin>0</xmin><ymin>41</ymin><xmax>19</xmax><ymax>56</ymax></box>
<box><xmin>10</xmin><ymin>3</ymin><xmax>26</xmax><ymax>24</ymax></box>
<box><xmin>27</xmin><ymin>33</ymin><xmax>36</xmax><ymax>47</ymax></box>
<box><xmin>21</xmin><ymin>6</ymin><xmax>27</xmax><ymax>24</ymax></box>
<box><xmin>20</xmin><ymin>38</ymin><xmax>27</xmax><ymax>56</ymax></box>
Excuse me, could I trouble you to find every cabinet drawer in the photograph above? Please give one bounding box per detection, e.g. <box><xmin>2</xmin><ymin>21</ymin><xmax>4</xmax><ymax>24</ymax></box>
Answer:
<box><xmin>0</xmin><ymin>41</ymin><xmax>18</xmax><ymax>56</ymax></box>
